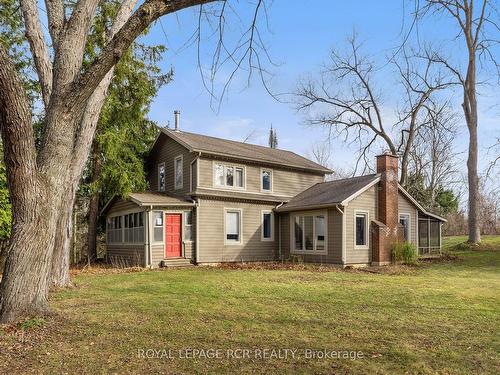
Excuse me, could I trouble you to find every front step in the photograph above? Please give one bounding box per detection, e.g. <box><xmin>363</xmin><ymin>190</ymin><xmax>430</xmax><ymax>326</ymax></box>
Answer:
<box><xmin>161</xmin><ymin>258</ymin><xmax>194</xmax><ymax>268</ymax></box>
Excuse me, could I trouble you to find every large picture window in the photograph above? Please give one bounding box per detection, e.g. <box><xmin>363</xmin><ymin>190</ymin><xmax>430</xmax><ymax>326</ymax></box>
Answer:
<box><xmin>355</xmin><ymin>211</ymin><xmax>368</xmax><ymax>248</ymax></box>
<box><xmin>158</xmin><ymin>163</ymin><xmax>165</xmax><ymax>191</ymax></box>
<box><xmin>214</xmin><ymin>163</ymin><xmax>244</xmax><ymax>189</ymax></box>
<box><xmin>261</xmin><ymin>211</ymin><xmax>273</xmax><ymax>241</ymax></box>
<box><xmin>293</xmin><ymin>213</ymin><xmax>327</xmax><ymax>253</ymax></box>
<box><xmin>174</xmin><ymin>155</ymin><xmax>183</xmax><ymax>189</ymax></box>
<box><xmin>225</xmin><ymin>209</ymin><xmax>241</xmax><ymax>244</ymax></box>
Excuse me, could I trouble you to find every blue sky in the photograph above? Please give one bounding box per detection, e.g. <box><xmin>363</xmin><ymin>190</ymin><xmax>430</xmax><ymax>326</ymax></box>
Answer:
<box><xmin>142</xmin><ymin>0</ymin><xmax>499</xmax><ymax>177</ymax></box>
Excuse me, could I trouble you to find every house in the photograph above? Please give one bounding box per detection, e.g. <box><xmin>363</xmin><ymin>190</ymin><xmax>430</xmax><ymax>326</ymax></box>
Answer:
<box><xmin>102</xmin><ymin>112</ymin><xmax>446</xmax><ymax>268</ymax></box>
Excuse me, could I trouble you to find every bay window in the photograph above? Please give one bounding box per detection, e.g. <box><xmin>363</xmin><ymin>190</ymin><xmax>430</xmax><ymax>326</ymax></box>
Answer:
<box><xmin>292</xmin><ymin>213</ymin><xmax>327</xmax><ymax>253</ymax></box>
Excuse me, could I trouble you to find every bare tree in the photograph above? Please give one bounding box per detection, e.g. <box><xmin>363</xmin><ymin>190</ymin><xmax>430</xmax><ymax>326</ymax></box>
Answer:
<box><xmin>295</xmin><ymin>34</ymin><xmax>453</xmax><ymax>178</ymax></box>
<box><xmin>415</xmin><ymin>0</ymin><xmax>500</xmax><ymax>243</ymax></box>
<box><xmin>0</xmin><ymin>0</ymin><xmax>269</xmax><ymax>323</ymax></box>
<box><xmin>407</xmin><ymin>100</ymin><xmax>461</xmax><ymax>207</ymax></box>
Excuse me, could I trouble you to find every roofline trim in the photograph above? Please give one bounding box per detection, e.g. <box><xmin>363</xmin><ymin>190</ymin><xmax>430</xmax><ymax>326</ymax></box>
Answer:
<box><xmin>161</xmin><ymin>128</ymin><xmax>332</xmax><ymax>174</ymax></box>
<box><xmin>339</xmin><ymin>176</ymin><xmax>381</xmax><ymax>206</ymax></box>
<box><xmin>275</xmin><ymin>202</ymin><xmax>343</xmax><ymax>213</ymax></box>
<box><xmin>398</xmin><ymin>184</ymin><xmax>447</xmax><ymax>222</ymax></box>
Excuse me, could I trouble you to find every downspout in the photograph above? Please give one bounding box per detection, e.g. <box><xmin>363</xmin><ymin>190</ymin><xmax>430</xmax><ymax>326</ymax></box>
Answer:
<box><xmin>335</xmin><ymin>204</ymin><xmax>346</xmax><ymax>266</ymax></box>
<box><xmin>194</xmin><ymin>198</ymin><xmax>200</xmax><ymax>264</ymax></box>
<box><xmin>148</xmin><ymin>205</ymin><xmax>153</xmax><ymax>268</ymax></box>
<box><xmin>275</xmin><ymin>202</ymin><xmax>285</xmax><ymax>261</ymax></box>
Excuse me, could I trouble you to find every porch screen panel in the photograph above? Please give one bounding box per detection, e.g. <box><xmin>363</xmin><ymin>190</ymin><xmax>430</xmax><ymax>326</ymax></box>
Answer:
<box><xmin>430</xmin><ymin>221</ymin><xmax>440</xmax><ymax>247</ymax></box>
<box><xmin>419</xmin><ymin>220</ymin><xmax>429</xmax><ymax>247</ymax></box>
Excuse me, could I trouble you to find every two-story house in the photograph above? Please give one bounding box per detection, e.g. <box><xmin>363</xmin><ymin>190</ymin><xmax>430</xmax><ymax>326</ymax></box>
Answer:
<box><xmin>102</xmin><ymin>114</ymin><xmax>446</xmax><ymax>268</ymax></box>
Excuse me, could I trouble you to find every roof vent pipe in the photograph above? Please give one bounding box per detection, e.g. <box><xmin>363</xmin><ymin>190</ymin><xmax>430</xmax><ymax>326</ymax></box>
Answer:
<box><xmin>174</xmin><ymin>110</ymin><xmax>180</xmax><ymax>131</ymax></box>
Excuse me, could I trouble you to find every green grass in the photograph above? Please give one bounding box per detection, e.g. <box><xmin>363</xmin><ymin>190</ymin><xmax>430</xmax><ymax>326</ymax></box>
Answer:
<box><xmin>442</xmin><ymin>234</ymin><xmax>500</xmax><ymax>252</ymax></box>
<box><xmin>1</xmin><ymin>236</ymin><xmax>499</xmax><ymax>374</ymax></box>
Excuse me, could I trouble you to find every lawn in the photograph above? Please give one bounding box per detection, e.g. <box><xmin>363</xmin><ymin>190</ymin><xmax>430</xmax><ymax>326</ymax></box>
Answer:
<box><xmin>1</xmin><ymin>237</ymin><xmax>499</xmax><ymax>374</ymax></box>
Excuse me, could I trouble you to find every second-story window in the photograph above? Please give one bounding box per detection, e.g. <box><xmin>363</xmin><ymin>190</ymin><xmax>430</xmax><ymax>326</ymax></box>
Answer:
<box><xmin>158</xmin><ymin>163</ymin><xmax>165</xmax><ymax>191</ymax></box>
<box><xmin>174</xmin><ymin>155</ymin><xmax>183</xmax><ymax>190</ymax></box>
<box><xmin>214</xmin><ymin>163</ymin><xmax>244</xmax><ymax>189</ymax></box>
<box><xmin>261</xmin><ymin>169</ymin><xmax>272</xmax><ymax>191</ymax></box>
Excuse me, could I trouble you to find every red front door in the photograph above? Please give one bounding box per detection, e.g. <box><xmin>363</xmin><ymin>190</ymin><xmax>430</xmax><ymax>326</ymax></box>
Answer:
<box><xmin>165</xmin><ymin>214</ymin><xmax>182</xmax><ymax>258</ymax></box>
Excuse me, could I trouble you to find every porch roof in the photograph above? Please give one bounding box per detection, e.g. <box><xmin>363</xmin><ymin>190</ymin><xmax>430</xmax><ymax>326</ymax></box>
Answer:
<box><xmin>128</xmin><ymin>192</ymin><xmax>195</xmax><ymax>207</ymax></box>
<box><xmin>275</xmin><ymin>174</ymin><xmax>380</xmax><ymax>212</ymax></box>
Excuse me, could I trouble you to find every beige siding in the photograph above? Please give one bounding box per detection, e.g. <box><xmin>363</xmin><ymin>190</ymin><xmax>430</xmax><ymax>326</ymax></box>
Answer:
<box><xmin>148</xmin><ymin>134</ymin><xmax>195</xmax><ymax>194</ymax></box>
<box><xmin>398</xmin><ymin>191</ymin><xmax>418</xmax><ymax>246</ymax></box>
<box><xmin>279</xmin><ymin>208</ymin><xmax>342</xmax><ymax>264</ymax></box>
<box><xmin>151</xmin><ymin>244</ymin><xmax>164</xmax><ymax>267</ymax></box>
<box><xmin>197</xmin><ymin>157</ymin><xmax>324</xmax><ymax>199</ymax></box>
<box><xmin>107</xmin><ymin>245</ymin><xmax>145</xmax><ymax>267</ymax></box>
<box><xmin>197</xmin><ymin>198</ymin><xmax>278</xmax><ymax>263</ymax></box>
<box><xmin>345</xmin><ymin>185</ymin><xmax>377</xmax><ymax>265</ymax></box>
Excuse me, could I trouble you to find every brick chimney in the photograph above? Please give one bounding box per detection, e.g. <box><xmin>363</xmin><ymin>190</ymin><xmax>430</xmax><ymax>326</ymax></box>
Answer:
<box><xmin>371</xmin><ymin>153</ymin><xmax>401</xmax><ymax>265</ymax></box>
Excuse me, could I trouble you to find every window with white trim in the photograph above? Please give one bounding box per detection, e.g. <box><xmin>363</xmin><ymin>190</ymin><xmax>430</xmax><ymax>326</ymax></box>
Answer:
<box><xmin>184</xmin><ymin>211</ymin><xmax>193</xmax><ymax>241</ymax></box>
<box><xmin>261</xmin><ymin>211</ymin><xmax>273</xmax><ymax>241</ymax></box>
<box><xmin>261</xmin><ymin>169</ymin><xmax>272</xmax><ymax>191</ymax></box>
<box><xmin>293</xmin><ymin>214</ymin><xmax>326</xmax><ymax>253</ymax></box>
<box><xmin>399</xmin><ymin>214</ymin><xmax>410</xmax><ymax>241</ymax></box>
<box><xmin>225</xmin><ymin>210</ymin><xmax>241</xmax><ymax>243</ymax></box>
<box><xmin>355</xmin><ymin>212</ymin><xmax>368</xmax><ymax>248</ymax></box>
<box><xmin>153</xmin><ymin>211</ymin><xmax>163</xmax><ymax>242</ymax></box>
<box><xmin>158</xmin><ymin>163</ymin><xmax>165</xmax><ymax>191</ymax></box>
<box><xmin>174</xmin><ymin>155</ymin><xmax>183</xmax><ymax>189</ymax></box>
<box><xmin>214</xmin><ymin>163</ymin><xmax>244</xmax><ymax>189</ymax></box>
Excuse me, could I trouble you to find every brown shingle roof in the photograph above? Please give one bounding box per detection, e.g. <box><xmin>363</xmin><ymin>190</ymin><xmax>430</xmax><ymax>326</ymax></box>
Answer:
<box><xmin>276</xmin><ymin>174</ymin><xmax>380</xmax><ymax>212</ymax></box>
<box><xmin>162</xmin><ymin>128</ymin><xmax>332</xmax><ymax>173</ymax></box>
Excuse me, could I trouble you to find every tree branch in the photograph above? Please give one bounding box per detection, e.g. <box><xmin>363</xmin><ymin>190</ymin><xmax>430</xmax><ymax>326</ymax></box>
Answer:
<box><xmin>67</xmin><ymin>0</ymin><xmax>219</xmax><ymax>114</ymax></box>
<box><xmin>20</xmin><ymin>0</ymin><xmax>53</xmax><ymax>108</ymax></box>
<box><xmin>44</xmin><ymin>0</ymin><xmax>65</xmax><ymax>44</ymax></box>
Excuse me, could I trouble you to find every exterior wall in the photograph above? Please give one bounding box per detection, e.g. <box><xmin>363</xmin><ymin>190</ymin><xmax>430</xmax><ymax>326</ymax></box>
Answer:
<box><xmin>197</xmin><ymin>157</ymin><xmax>324</xmax><ymax>199</ymax></box>
<box><xmin>345</xmin><ymin>185</ymin><xmax>377</xmax><ymax>265</ymax></box>
<box><xmin>147</xmin><ymin>134</ymin><xmax>195</xmax><ymax>194</ymax></box>
<box><xmin>278</xmin><ymin>208</ymin><xmax>342</xmax><ymax>264</ymax></box>
<box><xmin>197</xmin><ymin>198</ymin><xmax>278</xmax><ymax>263</ymax></box>
<box><xmin>107</xmin><ymin>245</ymin><xmax>145</xmax><ymax>267</ymax></box>
<box><xmin>398</xmin><ymin>191</ymin><xmax>418</xmax><ymax>246</ymax></box>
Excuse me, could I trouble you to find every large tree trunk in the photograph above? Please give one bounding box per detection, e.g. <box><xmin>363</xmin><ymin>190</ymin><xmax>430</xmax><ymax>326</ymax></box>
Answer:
<box><xmin>49</xmin><ymin>189</ymin><xmax>76</xmax><ymax>288</ymax></box>
<box><xmin>87</xmin><ymin>143</ymin><xmax>102</xmax><ymax>261</ymax></box>
<box><xmin>0</xmin><ymin>197</ymin><xmax>60</xmax><ymax>322</ymax></box>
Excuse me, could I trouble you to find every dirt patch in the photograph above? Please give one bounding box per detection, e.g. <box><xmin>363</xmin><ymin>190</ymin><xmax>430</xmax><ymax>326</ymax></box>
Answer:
<box><xmin>419</xmin><ymin>253</ymin><xmax>461</xmax><ymax>263</ymax></box>
<box><xmin>215</xmin><ymin>261</ymin><xmax>342</xmax><ymax>272</ymax></box>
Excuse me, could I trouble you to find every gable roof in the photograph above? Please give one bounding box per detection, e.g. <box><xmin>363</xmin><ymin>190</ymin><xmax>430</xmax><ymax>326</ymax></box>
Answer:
<box><xmin>275</xmin><ymin>174</ymin><xmax>380</xmax><ymax>212</ymax></box>
<box><xmin>158</xmin><ymin>128</ymin><xmax>332</xmax><ymax>174</ymax></box>
<box><xmin>398</xmin><ymin>185</ymin><xmax>447</xmax><ymax>222</ymax></box>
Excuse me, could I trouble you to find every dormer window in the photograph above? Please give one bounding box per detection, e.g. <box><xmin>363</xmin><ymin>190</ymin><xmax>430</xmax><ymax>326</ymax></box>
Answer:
<box><xmin>158</xmin><ymin>163</ymin><xmax>165</xmax><ymax>191</ymax></box>
<box><xmin>261</xmin><ymin>169</ymin><xmax>272</xmax><ymax>192</ymax></box>
<box><xmin>214</xmin><ymin>163</ymin><xmax>244</xmax><ymax>189</ymax></box>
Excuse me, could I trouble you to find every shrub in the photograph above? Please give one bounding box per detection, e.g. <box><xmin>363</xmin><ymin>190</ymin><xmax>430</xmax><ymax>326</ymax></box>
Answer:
<box><xmin>391</xmin><ymin>242</ymin><xmax>418</xmax><ymax>265</ymax></box>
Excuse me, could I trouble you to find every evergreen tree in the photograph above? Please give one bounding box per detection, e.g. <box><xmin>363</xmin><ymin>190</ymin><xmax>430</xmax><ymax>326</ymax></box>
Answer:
<box><xmin>83</xmin><ymin>1</ymin><xmax>172</xmax><ymax>260</ymax></box>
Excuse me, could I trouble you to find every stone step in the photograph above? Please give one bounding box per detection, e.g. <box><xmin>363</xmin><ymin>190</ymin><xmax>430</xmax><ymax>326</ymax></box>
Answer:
<box><xmin>161</xmin><ymin>258</ymin><xmax>194</xmax><ymax>268</ymax></box>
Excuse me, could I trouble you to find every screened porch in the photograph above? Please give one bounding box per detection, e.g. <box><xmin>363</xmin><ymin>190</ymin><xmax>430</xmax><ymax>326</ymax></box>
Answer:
<box><xmin>418</xmin><ymin>214</ymin><xmax>442</xmax><ymax>256</ymax></box>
